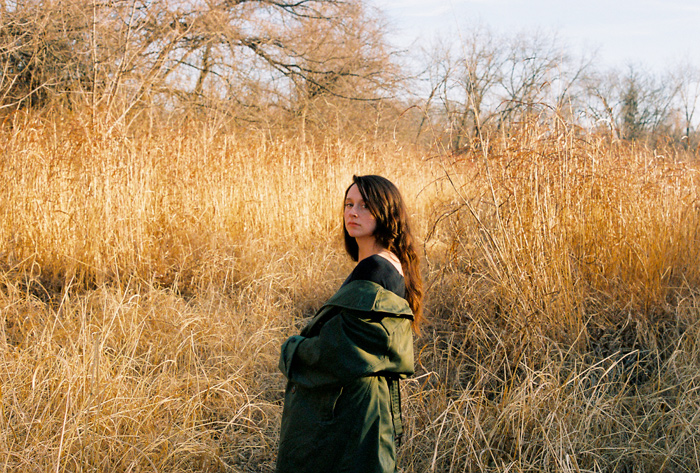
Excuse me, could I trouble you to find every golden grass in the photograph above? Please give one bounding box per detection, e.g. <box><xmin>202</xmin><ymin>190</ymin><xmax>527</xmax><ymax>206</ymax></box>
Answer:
<box><xmin>1</xmin><ymin>110</ymin><xmax>699</xmax><ymax>471</ymax></box>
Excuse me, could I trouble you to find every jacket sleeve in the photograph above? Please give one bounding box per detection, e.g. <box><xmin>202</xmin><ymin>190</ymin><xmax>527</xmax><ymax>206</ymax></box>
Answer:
<box><xmin>278</xmin><ymin>309</ymin><xmax>392</xmax><ymax>389</ymax></box>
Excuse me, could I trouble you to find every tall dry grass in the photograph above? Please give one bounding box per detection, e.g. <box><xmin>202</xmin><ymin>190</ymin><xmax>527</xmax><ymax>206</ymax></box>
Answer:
<box><xmin>1</xmin><ymin>110</ymin><xmax>699</xmax><ymax>472</ymax></box>
<box><xmin>403</xmin><ymin>122</ymin><xmax>700</xmax><ymax>472</ymax></box>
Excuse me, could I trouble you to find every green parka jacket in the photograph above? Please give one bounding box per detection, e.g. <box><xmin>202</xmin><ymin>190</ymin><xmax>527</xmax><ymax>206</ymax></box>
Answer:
<box><xmin>276</xmin><ymin>280</ymin><xmax>414</xmax><ymax>473</ymax></box>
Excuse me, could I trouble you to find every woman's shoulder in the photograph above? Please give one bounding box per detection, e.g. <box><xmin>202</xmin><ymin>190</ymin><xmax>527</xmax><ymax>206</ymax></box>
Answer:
<box><xmin>356</xmin><ymin>253</ymin><xmax>386</xmax><ymax>269</ymax></box>
<box><xmin>345</xmin><ymin>254</ymin><xmax>405</xmax><ymax>298</ymax></box>
<box><xmin>354</xmin><ymin>254</ymin><xmax>401</xmax><ymax>278</ymax></box>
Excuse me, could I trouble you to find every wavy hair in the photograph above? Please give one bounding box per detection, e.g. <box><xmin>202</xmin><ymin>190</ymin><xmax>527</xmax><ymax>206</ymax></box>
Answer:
<box><xmin>343</xmin><ymin>175</ymin><xmax>424</xmax><ymax>333</ymax></box>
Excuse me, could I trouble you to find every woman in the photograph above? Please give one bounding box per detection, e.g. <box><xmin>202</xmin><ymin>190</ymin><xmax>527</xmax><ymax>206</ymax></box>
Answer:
<box><xmin>276</xmin><ymin>175</ymin><xmax>424</xmax><ymax>473</ymax></box>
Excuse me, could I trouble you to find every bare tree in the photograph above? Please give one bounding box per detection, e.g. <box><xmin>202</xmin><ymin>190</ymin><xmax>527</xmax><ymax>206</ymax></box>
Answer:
<box><xmin>586</xmin><ymin>66</ymin><xmax>679</xmax><ymax>142</ymax></box>
<box><xmin>283</xmin><ymin>1</ymin><xmax>402</xmax><ymax>139</ymax></box>
<box><xmin>416</xmin><ymin>26</ymin><xmax>511</xmax><ymax>151</ymax></box>
<box><xmin>497</xmin><ymin>31</ymin><xmax>561</xmax><ymax>124</ymax></box>
<box><xmin>1</xmin><ymin>0</ymin><xmax>400</xmax><ymax>131</ymax></box>
<box><xmin>450</xmin><ymin>26</ymin><xmax>506</xmax><ymax>145</ymax></box>
<box><xmin>0</xmin><ymin>0</ymin><xmax>98</xmax><ymax>109</ymax></box>
<box><xmin>418</xmin><ymin>25</ymin><xmax>589</xmax><ymax>151</ymax></box>
<box><xmin>673</xmin><ymin>62</ymin><xmax>700</xmax><ymax>149</ymax></box>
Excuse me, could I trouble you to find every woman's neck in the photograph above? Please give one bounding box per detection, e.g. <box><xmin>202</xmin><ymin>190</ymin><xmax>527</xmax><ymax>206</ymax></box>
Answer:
<box><xmin>356</xmin><ymin>236</ymin><xmax>384</xmax><ymax>262</ymax></box>
<box><xmin>356</xmin><ymin>236</ymin><xmax>403</xmax><ymax>276</ymax></box>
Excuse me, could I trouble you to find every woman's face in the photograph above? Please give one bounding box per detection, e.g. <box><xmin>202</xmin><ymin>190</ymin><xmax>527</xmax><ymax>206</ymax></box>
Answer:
<box><xmin>344</xmin><ymin>184</ymin><xmax>377</xmax><ymax>240</ymax></box>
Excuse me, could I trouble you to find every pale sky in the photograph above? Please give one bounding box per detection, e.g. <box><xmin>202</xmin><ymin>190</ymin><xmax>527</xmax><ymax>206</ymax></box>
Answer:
<box><xmin>373</xmin><ymin>0</ymin><xmax>700</xmax><ymax>72</ymax></box>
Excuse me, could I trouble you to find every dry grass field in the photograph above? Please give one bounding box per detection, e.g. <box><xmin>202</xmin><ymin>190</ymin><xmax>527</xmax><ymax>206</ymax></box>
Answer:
<box><xmin>1</xmin><ymin>110</ymin><xmax>700</xmax><ymax>472</ymax></box>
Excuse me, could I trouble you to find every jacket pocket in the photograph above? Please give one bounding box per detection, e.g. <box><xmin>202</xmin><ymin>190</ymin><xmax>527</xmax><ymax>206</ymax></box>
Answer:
<box><xmin>319</xmin><ymin>386</ymin><xmax>344</xmax><ymax>423</ymax></box>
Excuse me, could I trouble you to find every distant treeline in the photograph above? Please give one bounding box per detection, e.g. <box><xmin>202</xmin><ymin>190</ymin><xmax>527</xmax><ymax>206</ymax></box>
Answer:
<box><xmin>1</xmin><ymin>0</ymin><xmax>698</xmax><ymax>150</ymax></box>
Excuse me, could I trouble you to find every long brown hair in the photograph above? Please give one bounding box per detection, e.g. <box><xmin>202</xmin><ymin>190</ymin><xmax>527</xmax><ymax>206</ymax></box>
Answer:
<box><xmin>343</xmin><ymin>175</ymin><xmax>424</xmax><ymax>333</ymax></box>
